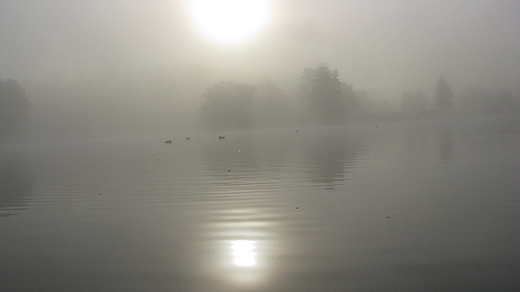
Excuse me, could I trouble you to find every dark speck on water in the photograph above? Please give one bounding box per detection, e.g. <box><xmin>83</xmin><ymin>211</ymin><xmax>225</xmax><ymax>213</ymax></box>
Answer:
<box><xmin>2</xmin><ymin>117</ymin><xmax>518</xmax><ymax>291</ymax></box>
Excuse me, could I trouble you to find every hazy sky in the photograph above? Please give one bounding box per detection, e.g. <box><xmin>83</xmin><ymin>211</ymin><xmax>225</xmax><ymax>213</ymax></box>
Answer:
<box><xmin>1</xmin><ymin>0</ymin><xmax>519</xmax><ymax>95</ymax></box>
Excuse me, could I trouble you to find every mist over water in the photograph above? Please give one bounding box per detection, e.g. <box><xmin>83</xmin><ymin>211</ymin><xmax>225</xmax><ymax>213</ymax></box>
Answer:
<box><xmin>1</xmin><ymin>116</ymin><xmax>519</xmax><ymax>291</ymax></box>
<box><xmin>1</xmin><ymin>1</ymin><xmax>520</xmax><ymax>290</ymax></box>
<box><xmin>0</xmin><ymin>150</ymin><xmax>33</xmax><ymax>217</ymax></box>
<box><xmin>1</xmin><ymin>0</ymin><xmax>519</xmax><ymax>142</ymax></box>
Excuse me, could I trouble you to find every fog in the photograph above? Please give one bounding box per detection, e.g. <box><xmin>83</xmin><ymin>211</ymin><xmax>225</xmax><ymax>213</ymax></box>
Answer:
<box><xmin>1</xmin><ymin>0</ymin><xmax>519</xmax><ymax>140</ymax></box>
<box><xmin>2</xmin><ymin>2</ymin><xmax>520</xmax><ymax>290</ymax></box>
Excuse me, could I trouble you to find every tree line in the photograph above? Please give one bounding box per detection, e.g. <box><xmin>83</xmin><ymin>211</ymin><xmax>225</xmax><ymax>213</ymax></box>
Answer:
<box><xmin>399</xmin><ymin>75</ymin><xmax>516</xmax><ymax>118</ymax></box>
<box><xmin>1</xmin><ymin>64</ymin><xmax>518</xmax><ymax>141</ymax></box>
<box><xmin>198</xmin><ymin>64</ymin><xmax>518</xmax><ymax>131</ymax></box>
<box><xmin>199</xmin><ymin>63</ymin><xmax>364</xmax><ymax>130</ymax></box>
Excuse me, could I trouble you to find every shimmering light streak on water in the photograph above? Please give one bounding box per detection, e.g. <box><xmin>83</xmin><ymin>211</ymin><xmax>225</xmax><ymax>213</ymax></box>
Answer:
<box><xmin>231</xmin><ymin>240</ymin><xmax>256</xmax><ymax>266</ymax></box>
<box><xmin>1</xmin><ymin>116</ymin><xmax>519</xmax><ymax>291</ymax></box>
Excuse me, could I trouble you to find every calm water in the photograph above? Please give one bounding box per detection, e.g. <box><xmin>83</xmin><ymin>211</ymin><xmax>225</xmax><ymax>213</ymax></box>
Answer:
<box><xmin>1</xmin><ymin>117</ymin><xmax>519</xmax><ymax>291</ymax></box>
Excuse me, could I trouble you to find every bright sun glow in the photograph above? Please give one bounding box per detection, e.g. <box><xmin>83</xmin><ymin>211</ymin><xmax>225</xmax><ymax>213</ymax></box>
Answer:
<box><xmin>189</xmin><ymin>0</ymin><xmax>271</xmax><ymax>43</ymax></box>
<box><xmin>232</xmin><ymin>240</ymin><xmax>256</xmax><ymax>267</ymax></box>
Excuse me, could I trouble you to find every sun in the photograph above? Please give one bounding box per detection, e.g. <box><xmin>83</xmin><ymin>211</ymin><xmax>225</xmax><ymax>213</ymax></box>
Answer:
<box><xmin>188</xmin><ymin>0</ymin><xmax>271</xmax><ymax>43</ymax></box>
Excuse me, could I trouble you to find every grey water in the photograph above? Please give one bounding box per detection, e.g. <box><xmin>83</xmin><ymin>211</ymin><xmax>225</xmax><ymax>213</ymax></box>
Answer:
<box><xmin>1</xmin><ymin>116</ymin><xmax>519</xmax><ymax>292</ymax></box>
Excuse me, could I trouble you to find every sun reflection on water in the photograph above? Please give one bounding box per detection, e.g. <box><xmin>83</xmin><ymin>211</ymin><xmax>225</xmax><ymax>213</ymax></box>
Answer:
<box><xmin>231</xmin><ymin>240</ymin><xmax>256</xmax><ymax>267</ymax></box>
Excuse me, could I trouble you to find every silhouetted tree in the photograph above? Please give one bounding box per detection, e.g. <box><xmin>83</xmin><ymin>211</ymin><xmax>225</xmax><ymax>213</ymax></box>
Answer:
<box><xmin>299</xmin><ymin>64</ymin><xmax>346</xmax><ymax>125</ymax></box>
<box><xmin>252</xmin><ymin>81</ymin><xmax>291</xmax><ymax>128</ymax></box>
<box><xmin>199</xmin><ymin>81</ymin><xmax>256</xmax><ymax>131</ymax></box>
<box><xmin>433</xmin><ymin>76</ymin><xmax>453</xmax><ymax>110</ymax></box>
<box><xmin>0</xmin><ymin>79</ymin><xmax>31</xmax><ymax>142</ymax></box>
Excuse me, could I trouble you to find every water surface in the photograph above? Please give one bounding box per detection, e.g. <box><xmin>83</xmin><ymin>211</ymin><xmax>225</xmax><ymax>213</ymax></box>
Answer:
<box><xmin>1</xmin><ymin>117</ymin><xmax>519</xmax><ymax>291</ymax></box>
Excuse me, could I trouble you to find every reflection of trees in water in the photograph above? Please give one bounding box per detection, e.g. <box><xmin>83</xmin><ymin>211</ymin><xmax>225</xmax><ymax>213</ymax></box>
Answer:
<box><xmin>201</xmin><ymin>127</ymin><xmax>369</xmax><ymax>188</ymax></box>
<box><xmin>402</xmin><ymin>121</ymin><xmax>456</xmax><ymax>163</ymax></box>
<box><xmin>436</xmin><ymin>124</ymin><xmax>455</xmax><ymax>164</ymax></box>
<box><xmin>302</xmin><ymin>127</ymin><xmax>363</xmax><ymax>187</ymax></box>
<box><xmin>0</xmin><ymin>152</ymin><xmax>33</xmax><ymax>217</ymax></box>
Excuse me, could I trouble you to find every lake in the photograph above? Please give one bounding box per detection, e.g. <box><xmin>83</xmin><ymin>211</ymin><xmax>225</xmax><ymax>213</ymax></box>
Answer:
<box><xmin>1</xmin><ymin>116</ymin><xmax>519</xmax><ymax>291</ymax></box>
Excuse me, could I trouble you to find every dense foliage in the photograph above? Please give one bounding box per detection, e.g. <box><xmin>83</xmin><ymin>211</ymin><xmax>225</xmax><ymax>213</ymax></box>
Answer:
<box><xmin>199</xmin><ymin>81</ymin><xmax>257</xmax><ymax>131</ymax></box>
<box><xmin>434</xmin><ymin>76</ymin><xmax>454</xmax><ymax>111</ymax></box>
<box><xmin>299</xmin><ymin>64</ymin><xmax>345</xmax><ymax>125</ymax></box>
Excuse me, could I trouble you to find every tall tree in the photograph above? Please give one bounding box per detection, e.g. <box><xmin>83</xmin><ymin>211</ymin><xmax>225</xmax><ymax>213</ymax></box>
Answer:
<box><xmin>0</xmin><ymin>79</ymin><xmax>31</xmax><ymax>142</ymax></box>
<box><xmin>199</xmin><ymin>81</ymin><xmax>256</xmax><ymax>131</ymax></box>
<box><xmin>299</xmin><ymin>64</ymin><xmax>345</xmax><ymax>125</ymax></box>
<box><xmin>433</xmin><ymin>76</ymin><xmax>453</xmax><ymax>110</ymax></box>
